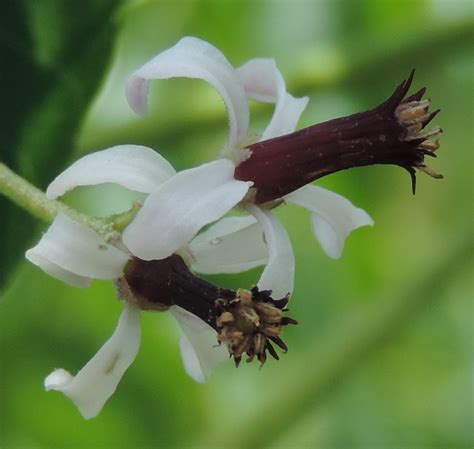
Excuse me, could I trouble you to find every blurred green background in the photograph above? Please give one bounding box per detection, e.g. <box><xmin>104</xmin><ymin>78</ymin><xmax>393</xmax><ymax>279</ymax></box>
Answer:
<box><xmin>1</xmin><ymin>0</ymin><xmax>473</xmax><ymax>448</ymax></box>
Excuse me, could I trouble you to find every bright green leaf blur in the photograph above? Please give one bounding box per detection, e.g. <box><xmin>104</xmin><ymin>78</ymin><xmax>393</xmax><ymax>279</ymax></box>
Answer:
<box><xmin>1</xmin><ymin>1</ymin><xmax>473</xmax><ymax>448</ymax></box>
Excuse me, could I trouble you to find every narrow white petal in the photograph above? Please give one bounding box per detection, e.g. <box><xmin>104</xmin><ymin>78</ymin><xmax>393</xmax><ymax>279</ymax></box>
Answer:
<box><xmin>236</xmin><ymin>58</ymin><xmax>308</xmax><ymax>140</ymax></box>
<box><xmin>247</xmin><ymin>206</ymin><xmax>295</xmax><ymax>300</ymax></box>
<box><xmin>170</xmin><ymin>306</ymin><xmax>228</xmax><ymax>383</ymax></box>
<box><xmin>25</xmin><ymin>250</ymin><xmax>91</xmax><ymax>288</ymax></box>
<box><xmin>189</xmin><ymin>216</ymin><xmax>268</xmax><ymax>274</ymax></box>
<box><xmin>127</xmin><ymin>36</ymin><xmax>249</xmax><ymax>149</ymax></box>
<box><xmin>123</xmin><ymin>159</ymin><xmax>250</xmax><ymax>260</ymax></box>
<box><xmin>26</xmin><ymin>214</ymin><xmax>129</xmax><ymax>282</ymax></box>
<box><xmin>44</xmin><ymin>304</ymin><xmax>141</xmax><ymax>419</ymax></box>
<box><xmin>285</xmin><ymin>185</ymin><xmax>374</xmax><ymax>259</ymax></box>
<box><xmin>126</xmin><ymin>76</ymin><xmax>148</xmax><ymax>116</ymax></box>
<box><xmin>236</xmin><ymin>58</ymin><xmax>286</xmax><ymax>103</ymax></box>
<box><xmin>261</xmin><ymin>93</ymin><xmax>309</xmax><ymax>141</ymax></box>
<box><xmin>46</xmin><ymin>145</ymin><xmax>176</xmax><ymax>199</ymax></box>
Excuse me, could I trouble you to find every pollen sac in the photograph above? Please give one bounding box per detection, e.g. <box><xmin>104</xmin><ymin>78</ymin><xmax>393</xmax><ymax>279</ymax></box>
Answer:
<box><xmin>215</xmin><ymin>287</ymin><xmax>297</xmax><ymax>367</ymax></box>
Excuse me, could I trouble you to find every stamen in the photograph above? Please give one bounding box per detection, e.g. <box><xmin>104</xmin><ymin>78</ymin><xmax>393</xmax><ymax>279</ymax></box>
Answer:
<box><xmin>396</xmin><ymin>99</ymin><xmax>431</xmax><ymax>121</ymax></box>
<box><xmin>419</xmin><ymin>165</ymin><xmax>444</xmax><ymax>179</ymax></box>
<box><xmin>406</xmin><ymin>126</ymin><xmax>443</xmax><ymax>141</ymax></box>
<box><xmin>419</xmin><ymin>140</ymin><xmax>440</xmax><ymax>152</ymax></box>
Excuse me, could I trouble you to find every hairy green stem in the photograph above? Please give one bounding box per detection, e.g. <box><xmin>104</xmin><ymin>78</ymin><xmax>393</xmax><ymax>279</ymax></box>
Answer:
<box><xmin>0</xmin><ymin>162</ymin><xmax>120</xmax><ymax>241</ymax></box>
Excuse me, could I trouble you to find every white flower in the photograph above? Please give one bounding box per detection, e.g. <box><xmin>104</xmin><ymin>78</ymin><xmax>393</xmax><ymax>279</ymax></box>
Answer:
<box><xmin>45</xmin><ymin>144</ymin><xmax>252</xmax><ymax>261</ymax></box>
<box><xmin>26</xmin><ymin>165</ymin><xmax>293</xmax><ymax>417</ymax></box>
<box><xmin>24</xmin><ymin>35</ymin><xmax>373</xmax><ymax>419</ymax></box>
<box><xmin>126</xmin><ymin>36</ymin><xmax>374</xmax><ymax>261</ymax></box>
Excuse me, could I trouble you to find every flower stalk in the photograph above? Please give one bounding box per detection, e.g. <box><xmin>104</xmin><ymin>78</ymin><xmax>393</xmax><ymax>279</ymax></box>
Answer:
<box><xmin>0</xmin><ymin>162</ymin><xmax>120</xmax><ymax>241</ymax></box>
<box><xmin>235</xmin><ymin>70</ymin><xmax>442</xmax><ymax>203</ymax></box>
<box><xmin>0</xmin><ymin>162</ymin><xmax>62</xmax><ymax>223</ymax></box>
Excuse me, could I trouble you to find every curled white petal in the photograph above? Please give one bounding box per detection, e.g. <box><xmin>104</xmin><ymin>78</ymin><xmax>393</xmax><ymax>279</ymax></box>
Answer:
<box><xmin>26</xmin><ymin>214</ymin><xmax>129</xmax><ymax>283</ymax></box>
<box><xmin>170</xmin><ymin>306</ymin><xmax>228</xmax><ymax>383</ymax></box>
<box><xmin>189</xmin><ymin>216</ymin><xmax>268</xmax><ymax>274</ymax></box>
<box><xmin>44</xmin><ymin>304</ymin><xmax>141</xmax><ymax>419</ymax></box>
<box><xmin>126</xmin><ymin>36</ymin><xmax>249</xmax><ymax>149</ymax></box>
<box><xmin>236</xmin><ymin>58</ymin><xmax>308</xmax><ymax>140</ymax></box>
<box><xmin>262</xmin><ymin>93</ymin><xmax>308</xmax><ymax>141</ymax></box>
<box><xmin>285</xmin><ymin>185</ymin><xmax>374</xmax><ymax>259</ymax></box>
<box><xmin>237</xmin><ymin>58</ymin><xmax>282</xmax><ymax>103</ymax></box>
<box><xmin>123</xmin><ymin>159</ymin><xmax>251</xmax><ymax>261</ymax></box>
<box><xmin>247</xmin><ymin>206</ymin><xmax>295</xmax><ymax>300</ymax></box>
<box><xmin>46</xmin><ymin>145</ymin><xmax>176</xmax><ymax>199</ymax></box>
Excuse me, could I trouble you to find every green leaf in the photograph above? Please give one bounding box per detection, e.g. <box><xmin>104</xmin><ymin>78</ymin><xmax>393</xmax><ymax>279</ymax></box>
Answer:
<box><xmin>0</xmin><ymin>0</ymin><xmax>123</xmax><ymax>290</ymax></box>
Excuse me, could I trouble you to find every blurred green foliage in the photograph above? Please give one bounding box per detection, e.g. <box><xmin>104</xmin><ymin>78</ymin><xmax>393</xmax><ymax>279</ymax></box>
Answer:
<box><xmin>0</xmin><ymin>1</ymin><xmax>473</xmax><ymax>448</ymax></box>
<box><xmin>0</xmin><ymin>0</ymin><xmax>122</xmax><ymax>288</ymax></box>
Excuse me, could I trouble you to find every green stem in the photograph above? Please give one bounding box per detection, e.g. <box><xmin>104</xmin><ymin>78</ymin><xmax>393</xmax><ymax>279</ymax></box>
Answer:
<box><xmin>108</xmin><ymin>201</ymin><xmax>142</xmax><ymax>232</ymax></box>
<box><xmin>0</xmin><ymin>162</ymin><xmax>120</xmax><ymax>241</ymax></box>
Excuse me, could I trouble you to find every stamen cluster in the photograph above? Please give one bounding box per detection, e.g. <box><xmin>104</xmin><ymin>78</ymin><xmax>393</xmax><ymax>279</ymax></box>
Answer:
<box><xmin>393</xmin><ymin>74</ymin><xmax>443</xmax><ymax>191</ymax></box>
<box><xmin>215</xmin><ymin>287</ymin><xmax>297</xmax><ymax>366</ymax></box>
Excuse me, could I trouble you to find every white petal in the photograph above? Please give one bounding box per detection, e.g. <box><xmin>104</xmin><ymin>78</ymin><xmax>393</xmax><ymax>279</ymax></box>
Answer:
<box><xmin>123</xmin><ymin>159</ymin><xmax>250</xmax><ymax>260</ymax></box>
<box><xmin>188</xmin><ymin>215</ymin><xmax>268</xmax><ymax>274</ymax></box>
<box><xmin>247</xmin><ymin>206</ymin><xmax>295</xmax><ymax>300</ymax></box>
<box><xmin>236</xmin><ymin>58</ymin><xmax>308</xmax><ymax>140</ymax></box>
<box><xmin>170</xmin><ymin>306</ymin><xmax>228</xmax><ymax>383</ymax></box>
<box><xmin>44</xmin><ymin>304</ymin><xmax>141</xmax><ymax>419</ymax></box>
<box><xmin>262</xmin><ymin>93</ymin><xmax>309</xmax><ymax>141</ymax></box>
<box><xmin>126</xmin><ymin>36</ymin><xmax>249</xmax><ymax>149</ymax></box>
<box><xmin>46</xmin><ymin>145</ymin><xmax>176</xmax><ymax>199</ymax></box>
<box><xmin>25</xmin><ymin>250</ymin><xmax>91</xmax><ymax>288</ymax></box>
<box><xmin>285</xmin><ymin>185</ymin><xmax>374</xmax><ymax>259</ymax></box>
<box><xmin>26</xmin><ymin>214</ymin><xmax>129</xmax><ymax>282</ymax></box>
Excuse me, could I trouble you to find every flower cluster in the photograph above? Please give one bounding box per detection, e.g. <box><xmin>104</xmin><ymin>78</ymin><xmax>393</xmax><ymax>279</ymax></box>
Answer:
<box><xmin>125</xmin><ymin>37</ymin><xmax>373</xmax><ymax>261</ymax></box>
<box><xmin>26</xmin><ymin>36</ymin><xmax>441</xmax><ymax>419</ymax></box>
